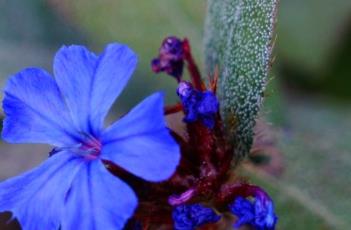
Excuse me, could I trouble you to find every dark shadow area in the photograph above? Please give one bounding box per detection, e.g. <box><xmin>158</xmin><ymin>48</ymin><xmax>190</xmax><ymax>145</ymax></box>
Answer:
<box><xmin>0</xmin><ymin>212</ymin><xmax>20</xmax><ymax>230</ymax></box>
<box><xmin>279</xmin><ymin>17</ymin><xmax>351</xmax><ymax>100</ymax></box>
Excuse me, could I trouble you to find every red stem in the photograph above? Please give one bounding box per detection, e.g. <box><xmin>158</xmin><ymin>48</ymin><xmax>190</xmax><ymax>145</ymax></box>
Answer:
<box><xmin>182</xmin><ymin>38</ymin><xmax>205</xmax><ymax>91</ymax></box>
<box><xmin>216</xmin><ymin>183</ymin><xmax>268</xmax><ymax>205</ymax></box>
<box><xmin>164</xmin><ymin>103</ymin><xmax>183</xmax><ymax>115</ymax></box>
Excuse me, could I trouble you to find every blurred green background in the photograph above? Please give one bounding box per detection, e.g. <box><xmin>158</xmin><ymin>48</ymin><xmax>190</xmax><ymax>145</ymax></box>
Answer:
<box><xmin>0</xmin><ymin>0</ymin><xmax>350</xmax><ymax>229</ymax></box>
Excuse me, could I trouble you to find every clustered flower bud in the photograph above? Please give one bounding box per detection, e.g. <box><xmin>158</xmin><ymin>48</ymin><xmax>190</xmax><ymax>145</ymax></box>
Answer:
<box><xmin>172</xmin><ymin>204</ymin><xmax>221</xmax><ymax>230</ymax></box>
<box><xmin>177</xmin><ymin>81</ymin><xmax>219</xmax><ymax>128</ymax></box>
<box><xmin>228</xmin><ymin>185</ymin><xmax>278</xmax><ymax>229</ymax></box>
<box><xmin>133</xmin><ymin>36</ymin><xmax>279</xmax><ymax>230</ymax></box>
<box><xmin>151</xmin><ymin>36</ymin><xmax>185</xmax><ymax>80</ymax></box>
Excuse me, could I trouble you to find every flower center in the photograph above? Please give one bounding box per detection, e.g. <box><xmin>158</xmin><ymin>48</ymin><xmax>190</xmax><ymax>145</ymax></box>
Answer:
<box><xmin>80</xmin><ymin>136</ymin><xmax>102</xmax><ymax>159</ymax></box>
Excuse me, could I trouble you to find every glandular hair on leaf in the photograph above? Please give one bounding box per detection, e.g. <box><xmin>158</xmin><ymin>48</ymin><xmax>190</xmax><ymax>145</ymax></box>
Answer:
<box><xmin>204</xmin><ymin>0</ymin><xmax>278</xmax><ymax>160</ymax></box>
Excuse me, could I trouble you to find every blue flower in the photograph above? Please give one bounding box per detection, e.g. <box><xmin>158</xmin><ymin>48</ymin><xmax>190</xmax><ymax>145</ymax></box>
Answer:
<box><xmin>229</xmin><ymin>195</ymin><xmax>278</xmax><ymax>230</ymax></box>
<box><xmin>151</xmin><ymin>36</ymin><xmax>184</xmax><ymax>79</ymax></box>
<box><xmin>254</xmin><ymin>197</ymin><xmax>277</xmax><ymax>230</ymax></box>
<box><xmin>172</xmin><ymin>204</ymin><xmax>221</xmax><ymax>230</ymax></box>
<box><xmin>0</xmin><ymin>43</ymin><xmax>180</xmax><ymax>230</ymax></box>
<box><xmin>229</xmin><ymin>196</ymin><xmax>256</xmax><ymax>228</ymax></box>
<box><xmin>177</xmin><ymin>81</ymin><xmax>219</xmax><ymax>128</ymax></box>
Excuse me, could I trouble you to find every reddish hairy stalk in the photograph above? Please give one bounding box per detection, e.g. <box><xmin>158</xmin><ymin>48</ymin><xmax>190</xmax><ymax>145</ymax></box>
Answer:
<box><xmin>209</xmin><ymin>65</ymin><xmax>219</xmax><ymax>93</ymax></box>
<box><xmin>182</xmin><ymin>38</ymin><xmax>206</xmax><ymax>91</ymax></box>
<box><xmin>164</xmin><ymin>103</ymin><xmax>183</xmax><ymax>115</ymax></box>
<box><xmin>216</xmin><ymin>183</ymin><xmax>268</xmax><ymax>206</ymax></box>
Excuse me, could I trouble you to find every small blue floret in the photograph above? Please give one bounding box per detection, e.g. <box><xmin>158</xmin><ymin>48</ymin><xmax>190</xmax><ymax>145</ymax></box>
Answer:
<box><xmin>254</xmin><ymin>197</ymin><xmax>277</xmax><ymax>229</ymax></box>
<box><xmin>229</xmin><ymin>196</ymin><xmax>256</xmax><ymax>228</ymax></box>
<box><xmin>172</xmin><ymin>204</ymin><xmax>221</xmax><ymax>230</ymax></box>
<box><xmin>177</xmin><ymin>81</ymin><xmax>219</xmax><ymax>128</ymax></box>
<box><xmin>229</xmin><ymin>195</ymin><xmax>278</xmax><ymax>230</ymax></box>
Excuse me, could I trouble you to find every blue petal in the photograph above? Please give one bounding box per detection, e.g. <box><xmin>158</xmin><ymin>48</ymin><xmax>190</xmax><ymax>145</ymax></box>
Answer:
<box><xmin>61</xmin><ymin>160</ymin><xmax>137</xmax><ymax>230</ymax></box>
<box><xmin>53</xmin><ymin>45</ymin><xmax>98</xmax><ymax>133</ymax></box>
<box><xmin>2</xmin><ymin>68</ymin><xmax>79</xmax><ymax>146</ymax></box>
<box><xmin>172</xmin><ymin>204</ymin><xmax>221</xmax><ymax>230</ymax></box>
<box><xmin>0</xmin><ymin>152</ymin><xmax>84</xmax><ymax>230</ymax></box>
<box><xmin>53</xmin><ymin>43</ymin><xmax>137</xmax><ymax>135</ymax></box>
<box><xmin>89</xmin><ymin>43</ymin><xmax>138</xmax><ymax>133</ymax></box>
<box><xmin>197</xmin><ymin>91</ymin><xmax>219</xmax><ymax>115</ymax></box>
<box><xmin>101</xmin><ymin>92</ymin><xmax>180</xmax><ymax>182</ymax></box>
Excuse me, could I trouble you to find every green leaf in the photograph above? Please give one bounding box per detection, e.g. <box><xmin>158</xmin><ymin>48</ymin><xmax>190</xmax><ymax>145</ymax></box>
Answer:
<box><xmin>277</xmin><ymin>0</ymin><xmax>351</xmax><ymax>73</ymax></box>
<box><xmin>204</xmin><ymin>0</ymin><xmax>278</xmax><ymax>159</ymax></box>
